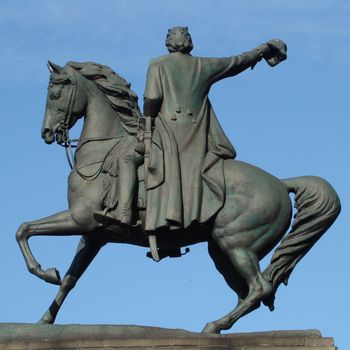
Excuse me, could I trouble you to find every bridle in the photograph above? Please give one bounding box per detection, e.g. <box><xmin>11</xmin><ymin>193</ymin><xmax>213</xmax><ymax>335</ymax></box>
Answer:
<box><xmin>55</xmin><ymin>68</ymin><xmax>79</xmax><ymax>170</ymax></box>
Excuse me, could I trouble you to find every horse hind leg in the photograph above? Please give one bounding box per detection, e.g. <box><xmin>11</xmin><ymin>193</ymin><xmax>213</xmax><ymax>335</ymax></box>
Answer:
<box><xmin>207</xmin><ymin>239</ymin><xmax>248</xmax><ymax>307</ymax></box>
<box><xmin>39</xmin><ymin>235</ymin><xmax>105</xmax><ymax>324</ymax></box>
<box><xmin>203</xmin><ymin>244</ymin><xmax>272</xmax><ymax>334</ymax></box>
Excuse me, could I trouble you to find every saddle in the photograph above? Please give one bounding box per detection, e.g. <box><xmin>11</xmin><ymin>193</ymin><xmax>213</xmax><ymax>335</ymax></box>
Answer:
<box><xmin>99</xmin><ymin>162</ymin><xmax>190</xmax><ymax>261</ymax></box>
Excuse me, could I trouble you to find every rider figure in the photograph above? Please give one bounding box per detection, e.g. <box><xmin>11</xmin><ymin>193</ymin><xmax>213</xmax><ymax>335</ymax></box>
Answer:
<box><xmin>142</xmin><ymin>26</ymin><xmax>284</xmax><ymax>231</ymax></box>
<box><xmin>96</xmin><ymin>27</ymin><xmax>286</xmax><ymax>230</ymax></box>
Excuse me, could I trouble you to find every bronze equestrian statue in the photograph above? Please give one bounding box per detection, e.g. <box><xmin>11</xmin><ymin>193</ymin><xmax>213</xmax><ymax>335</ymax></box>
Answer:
<box><xmin>15</xmin><ymin>27</ymin><xmax>340</xmax><ymax>333</ymax></box>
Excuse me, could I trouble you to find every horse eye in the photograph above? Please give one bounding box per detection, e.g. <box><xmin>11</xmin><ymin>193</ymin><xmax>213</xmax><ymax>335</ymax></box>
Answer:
<box><xmin>50</xmin><ymin>93</ymin><xmax>61</xmax><ymax>100</ymax></box>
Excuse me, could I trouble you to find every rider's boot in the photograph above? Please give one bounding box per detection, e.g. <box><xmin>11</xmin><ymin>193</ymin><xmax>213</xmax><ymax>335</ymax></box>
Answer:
<box><xmin>94</xmin><ymin>208</ymin><xmax>118</xmax><ymax>224</ymax></box>
<box><xmin>116</xmin><ymin>161</ymin><xmax>136</xmax><ymax>225</ymax></box>
<box><xmin>94</xmin><ymin>200</ymin><xmax>133</xmax><ymax>226</ymax></box>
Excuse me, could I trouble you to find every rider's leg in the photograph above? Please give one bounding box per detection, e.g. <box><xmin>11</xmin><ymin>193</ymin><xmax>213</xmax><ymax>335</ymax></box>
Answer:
<box><xmin>96</xmin><ymin>150</ymin><xmax>143</xmax><ymax>225</ymax></box>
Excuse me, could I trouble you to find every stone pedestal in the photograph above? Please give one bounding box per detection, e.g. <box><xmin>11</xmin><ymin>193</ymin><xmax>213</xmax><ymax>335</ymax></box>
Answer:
<box><xmin>0</xmin><ymin>324</ymin><xmax>336</xmax><ymax>349</ymax></box>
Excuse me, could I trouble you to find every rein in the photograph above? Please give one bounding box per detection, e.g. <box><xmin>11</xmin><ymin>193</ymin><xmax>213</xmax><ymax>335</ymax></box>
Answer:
<box><xmin>60</xmin><ymin>135</ymin><xmax>124</xmax><ymax>181</ymax></box>
<box><xmin>70</xmin><ymin>136</ymin><xmax>123</xmax><ymax>181</ymax></box>
<box><xmin>59</xmin><ymin>139</ymin><xmax>79</xmax><ymax>170</ymax></box>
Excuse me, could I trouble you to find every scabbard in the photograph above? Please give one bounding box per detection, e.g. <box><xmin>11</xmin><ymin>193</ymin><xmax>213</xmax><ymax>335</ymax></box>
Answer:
<box><xmin>143</xmin><ymin>116</ymin><xmax>152</xmax><ymax>180</ymax></box>
<box><xmin>143</xmin><ymin>116</ymin><xmax>160</xmax><ymax>262</ymax></box>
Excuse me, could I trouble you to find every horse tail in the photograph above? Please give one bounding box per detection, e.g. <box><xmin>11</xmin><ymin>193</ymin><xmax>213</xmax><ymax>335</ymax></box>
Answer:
<box><xmin>263</xmin><ymin>176</ymin><xmax>340</xmax><ymax>310</ymax></box>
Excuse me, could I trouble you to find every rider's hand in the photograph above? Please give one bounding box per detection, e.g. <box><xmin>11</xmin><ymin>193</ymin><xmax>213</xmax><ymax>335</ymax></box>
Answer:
<box><xmin>264</xmin><ymin>39</ymin><xmax>287</xmax><ymax>66</ymax></box>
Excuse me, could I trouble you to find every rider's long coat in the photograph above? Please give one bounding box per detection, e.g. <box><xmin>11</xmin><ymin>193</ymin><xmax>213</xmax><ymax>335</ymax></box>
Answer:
<box><xmin>144</xmin><ymin>50</ymin><xmax>262</xmax><ymax>231</ymax></box>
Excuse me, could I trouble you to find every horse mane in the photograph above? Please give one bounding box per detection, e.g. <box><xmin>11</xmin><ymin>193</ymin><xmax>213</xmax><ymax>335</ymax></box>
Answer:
<box><xmin>66</xmin><ymin>61</ymin><xmax>142</xmax><ymax>134</ymax></box>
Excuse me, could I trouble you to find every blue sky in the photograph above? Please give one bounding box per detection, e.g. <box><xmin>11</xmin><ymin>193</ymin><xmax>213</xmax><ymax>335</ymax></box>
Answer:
<box><xmin>1</xmin><ymin>0</ymin><xmax>349</xmax><ymax>348</ymax></box>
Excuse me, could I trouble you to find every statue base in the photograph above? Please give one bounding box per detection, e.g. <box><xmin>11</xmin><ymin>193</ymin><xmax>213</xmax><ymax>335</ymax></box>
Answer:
<box><xmin>0</xmin><ymin>324</ymin><xmax>336</xmax><ymax>349</ymax></box>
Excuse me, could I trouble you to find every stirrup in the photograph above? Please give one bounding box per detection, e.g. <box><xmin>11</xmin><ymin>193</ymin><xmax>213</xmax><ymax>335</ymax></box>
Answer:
<box><xmin>146</xmin><ymin>247</ymin><xmax>190</xmax><ymax>261</ymax></box>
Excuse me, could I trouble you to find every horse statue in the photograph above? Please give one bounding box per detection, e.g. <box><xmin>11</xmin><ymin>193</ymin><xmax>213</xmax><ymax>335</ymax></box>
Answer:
<box><xmin>15</xmin><ymin>61</ymin><xmax>341</xmax><ymax>333</ymax></box>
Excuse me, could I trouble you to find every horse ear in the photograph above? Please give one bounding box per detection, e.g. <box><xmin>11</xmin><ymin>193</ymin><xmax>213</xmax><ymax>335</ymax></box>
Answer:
<box><xmin>47</xmin><ymin>61</ymin><xmax>62</xmax><ymax>73</ymax></box>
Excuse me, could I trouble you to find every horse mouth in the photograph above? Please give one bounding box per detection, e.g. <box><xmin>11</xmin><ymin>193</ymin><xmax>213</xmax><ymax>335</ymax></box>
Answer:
<box><xmin>42</xmin><ymin>125</ymin><xmax>65</xmax><ymax>144</ymax></box>
<box><xmin>42</xmin><ymin>129</ymin><xmax>55</xmax><ymax>144</ymax></box>
<box><xmin>45</xmin><ymin>135</ymin><xmax>55</xmax><ymax>144</ymax></box>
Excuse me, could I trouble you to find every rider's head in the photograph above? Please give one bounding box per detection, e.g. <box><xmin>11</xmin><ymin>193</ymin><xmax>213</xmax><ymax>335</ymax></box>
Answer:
<box><xmin>166</xmin><ymin>27</ymin><xmax>193</xmax><ymax>54</ymax></box>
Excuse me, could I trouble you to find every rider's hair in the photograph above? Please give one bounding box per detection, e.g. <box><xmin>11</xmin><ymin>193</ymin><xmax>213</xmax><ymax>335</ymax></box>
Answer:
<box><xmin>166</xmin><ymin>27</ymin><xmax>193</xmax><ymax>54</ymax></box>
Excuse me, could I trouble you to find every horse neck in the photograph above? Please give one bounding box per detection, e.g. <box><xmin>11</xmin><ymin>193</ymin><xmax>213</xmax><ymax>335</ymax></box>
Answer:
<box><xmin>75</xmin><ymin>80</ymin><xmax>127</xmax><ymax>167</ymax></box>
<box><xmin>81</xmin><ymin>86</ymin><xmax>126</xmax><ymax>140</ymax></box>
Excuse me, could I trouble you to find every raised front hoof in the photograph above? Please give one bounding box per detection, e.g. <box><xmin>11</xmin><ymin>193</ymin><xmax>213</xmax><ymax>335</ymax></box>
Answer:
<box><xmin>43</xmin><ymin>268</ymin><xmax>62</xmax><ymax>285</ymax></box>
<box><xmin>202</xmin><ymin>322</ymin><xmax>222</xmax><ymax>334</ymax></box>
<box><xmin>37</xmin><ymin>311</ymin><xmax>55</xmax><ymax>324</ymax></box>
<box><xmin>262</xmin><ymin>294</ymin><xmax>275</xmax><ymax>312</ymax></box>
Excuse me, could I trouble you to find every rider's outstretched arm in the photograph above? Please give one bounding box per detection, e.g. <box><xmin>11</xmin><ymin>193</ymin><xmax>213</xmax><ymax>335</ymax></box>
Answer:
<box><xmin>205</xmin><ymin>40</ymin><xmax>286</xmax><ymax>84</ymax></box>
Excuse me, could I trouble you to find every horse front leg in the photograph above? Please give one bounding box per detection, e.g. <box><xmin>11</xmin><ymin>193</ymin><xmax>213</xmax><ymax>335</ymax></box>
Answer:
<box><xmin>39</xmin><ymin>235</ymin><xmax>105</xmax><ymax>324</ymax></box>
<box><xmin>16</xmin><ymin>210</ymin><xmax>92</xmax><ymax>285</ymax></box>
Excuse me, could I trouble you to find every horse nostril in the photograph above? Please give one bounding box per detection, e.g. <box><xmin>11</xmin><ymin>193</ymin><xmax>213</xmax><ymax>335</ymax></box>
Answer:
<box><xmin>42</xmin><ymin>128</ymin><xmax>52</xmax><ymax>139</ymax></box>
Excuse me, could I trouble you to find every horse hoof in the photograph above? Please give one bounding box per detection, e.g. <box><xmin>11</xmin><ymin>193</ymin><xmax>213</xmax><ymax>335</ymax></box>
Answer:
<box><xmin>202</xmin><ymin>322</ymin><xmax>221</xmax><ymax>334</ymax></box>
<box><xmin>37</xmin><ymin>312</ymin><xmax>54</xmax><ymax>324</ymax></box>
<box><xmin>262</xmin><ymin>294</ymin><xmax>275</xmax><ymax>312</ymax></box>
<box><xmin>44</xmin><ymin>268</ymin><xmax>62</xmax><ymax>285</ymax></box>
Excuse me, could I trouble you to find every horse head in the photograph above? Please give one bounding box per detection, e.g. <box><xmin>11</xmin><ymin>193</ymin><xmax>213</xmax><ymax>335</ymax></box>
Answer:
<box><xmin>41</xmin><ymin>61</ymin><xmax>87</xmax><ymax>144</ymax></box>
